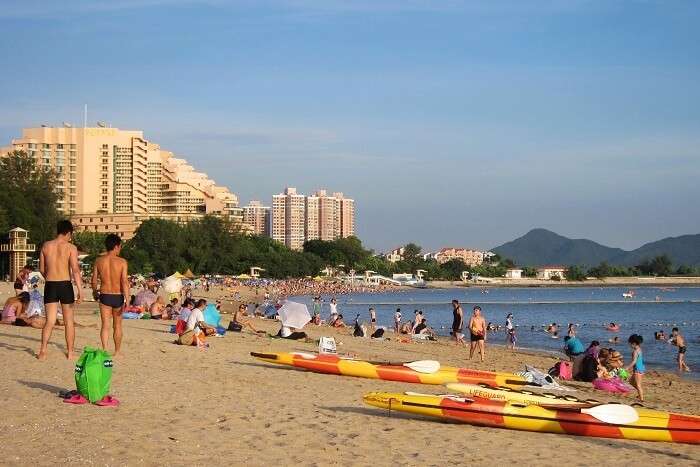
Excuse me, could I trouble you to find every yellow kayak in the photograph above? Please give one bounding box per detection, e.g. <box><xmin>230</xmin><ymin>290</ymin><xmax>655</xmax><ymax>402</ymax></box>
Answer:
<box><xmin>446</xmin><ymin>383</ymin><xmax>602</xmax><ymax>406</ymax></box>
<box><xmin>251</xmin><ymin>351</ymin><xmax>533</xmax><ymax>388</ymax></box>
<box><xmin>363</xmin><ymin>392</ymin><xmax>700</xmax><ymax>444</ymax></box>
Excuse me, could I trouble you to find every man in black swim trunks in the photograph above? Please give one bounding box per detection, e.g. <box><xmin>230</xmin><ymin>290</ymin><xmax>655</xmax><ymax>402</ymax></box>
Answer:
<box><xmin>37</xmin><ymin>220</ymin><xmax>83</xmax><ymax>360</ymax></box>
<box><xmin>91</xmin><ymin>234</ymin><xmax>129</xmax><ymax>357</ymax></box>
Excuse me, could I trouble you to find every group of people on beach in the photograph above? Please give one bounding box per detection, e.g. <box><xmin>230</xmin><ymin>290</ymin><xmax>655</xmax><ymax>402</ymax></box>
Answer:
<box><xmin>450</xmin><ymin>300</ymin><xmax>487</xmax><ymax>361</ymax></box>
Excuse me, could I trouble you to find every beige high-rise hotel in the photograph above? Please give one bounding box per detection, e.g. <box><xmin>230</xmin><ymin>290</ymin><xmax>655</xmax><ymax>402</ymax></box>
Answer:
<box><xmin>271</xmin><ymin>187</ymin><xmax>355</xmax><ymax>250</ymax></box>
<box><xmin>1</xmin><ymin>126</ymin><xmax>242</xmax><ymax>239</ymax></box>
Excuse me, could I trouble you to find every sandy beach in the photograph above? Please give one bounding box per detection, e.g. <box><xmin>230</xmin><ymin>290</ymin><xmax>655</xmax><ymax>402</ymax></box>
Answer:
<box><xmin>1</xmin><ymin>284</ymin><xmax>699</xmax><ymax>466</ymax></box>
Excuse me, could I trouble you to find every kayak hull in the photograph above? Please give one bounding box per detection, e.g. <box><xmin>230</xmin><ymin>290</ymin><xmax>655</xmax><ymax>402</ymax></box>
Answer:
<box><xmin>363</xmin><ymin>392</ymin><xmax>700</xmax><ymax>444</ymax></box>
<box><xmin>446</xmin><ymin>383</ymin><xmax>601</xmax><ymax>406</ymax></box>
<box><xmin>251</xmin><ymin>351</ymin><xmax>531</xmax><ymax>388</ymax></box>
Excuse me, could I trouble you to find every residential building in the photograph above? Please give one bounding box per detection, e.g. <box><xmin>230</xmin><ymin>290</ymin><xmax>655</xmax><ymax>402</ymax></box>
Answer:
<box><xmin>305</xmin><ymin>194</ymin><xmax>320</xmax><ymax>241</ymax></box>
<box><xmin>1</xmin><ymin>125</ymin><xmax>242</xmax><ymax>239</ymax></box>
<box><xmin>434</xmin><ymin>247</ymin><xmax>485</xmax><ymax>266</ymax></box>
<box><xmin>242</xmin><ymin>200</ymin><xmax>271</xmax><ymax>236</ymax></box>
<box><xmin>505</xmin><ymin>268</ymin><xmax>523</xmax><ymax>279</ymax></box>
<box><xmin>271</xmin><ymin>187</ymin><xmax>356</xmax><ymax>250</ymax></box>
<box><xmin>272</xmin><ymin>187</ymin><xmax>306</xmax><ymax>250</ymax></box>
<box><xmin>536</xmin><ymin>266</ymin><xmax>567</xmax><ymax>280</ymax></box>
<box><xmin>385</xmin><ymin>247</ymin><xmax>405</xmax><ymax>263</ymax></box>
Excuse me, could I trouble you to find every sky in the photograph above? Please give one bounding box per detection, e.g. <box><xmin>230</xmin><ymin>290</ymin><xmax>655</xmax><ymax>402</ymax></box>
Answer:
<box><xmin>1</xmin><ymin>0</ymin><xmax>699</xmax><ymax>252</ymax></box>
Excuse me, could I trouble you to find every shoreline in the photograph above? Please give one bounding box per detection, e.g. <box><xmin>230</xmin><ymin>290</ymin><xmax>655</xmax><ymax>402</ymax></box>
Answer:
<box><xmin>427</xmin><ymin>277</ymin><xmax>700</xmax><ymax>288</ymax></box>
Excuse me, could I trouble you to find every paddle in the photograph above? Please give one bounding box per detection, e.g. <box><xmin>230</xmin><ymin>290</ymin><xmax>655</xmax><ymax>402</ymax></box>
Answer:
<box><xmin>539</xmin><ymin>403</ymin><xmax>639</xmax><ymax>425</ymax></box>
<box><xmin>365</xmin><ymin>359</ymin><xmax>441</xmax><ymax>374</ymax></box>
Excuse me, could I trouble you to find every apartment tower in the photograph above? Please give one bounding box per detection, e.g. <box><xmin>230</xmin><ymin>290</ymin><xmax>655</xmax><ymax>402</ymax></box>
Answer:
<box><xmin>242</xmin><ymin>200</ymin><xmax>271</xmax><ymax>236</ymax></box>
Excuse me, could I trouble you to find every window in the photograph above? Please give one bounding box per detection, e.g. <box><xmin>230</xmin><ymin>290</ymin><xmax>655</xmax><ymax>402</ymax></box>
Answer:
<box><xmin>102</xmin><ymin>203</ymin><xmax>108</xmax><ymax>209</ymax></box>
<box><xmin>43</xmin><ymin>144</ymin><xmax>50</xmax><ymax>149</ymax></box>
<box><xmin>70</xmin><ymin>181</ymin><xmax>76</xmax><ymax>187</ymax></box>
<box><xmin>102</xmin><ymin>144</ymin><xmax>108</xmax><ymax>149</ymax></box>
<box><xmin>70</xmin><ymin>144</ymin><xmax>76</xmax><ymax>149</ymax></box>
<box><xmin>57</xmin><ymin>144</ymin><xmax>64</xmax><ymax>149</ymax></box>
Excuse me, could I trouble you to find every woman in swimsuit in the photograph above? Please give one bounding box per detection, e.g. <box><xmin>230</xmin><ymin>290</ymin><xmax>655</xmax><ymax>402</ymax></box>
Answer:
<box><xmin>626</xmin><ymin>334</ymin><xmax>645</xmax><ymax>401</ymax></box>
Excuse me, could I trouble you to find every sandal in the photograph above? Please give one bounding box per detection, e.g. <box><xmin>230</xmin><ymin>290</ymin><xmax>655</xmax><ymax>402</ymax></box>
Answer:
<box><xmin>95</xmin><ymin>395</ymin><xmax>120</xmax><ymax>407</ymax></box>
<box><xmin>63</xmin><ymin>393</ymin><xmax>88</xmax><ymax>405</ymax></box>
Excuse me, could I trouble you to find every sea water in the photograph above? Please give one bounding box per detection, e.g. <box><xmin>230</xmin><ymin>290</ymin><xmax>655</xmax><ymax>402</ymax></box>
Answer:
<box><xmin>295</xmin><ymin>286</ymin><xmax>700</xmax><ymax>376</ymax></box>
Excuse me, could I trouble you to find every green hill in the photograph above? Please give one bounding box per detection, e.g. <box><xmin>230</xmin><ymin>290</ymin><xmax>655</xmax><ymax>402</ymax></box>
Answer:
<box><xmin>493</xmin><ymin>229</ymin><xmax>700</xmax><ymax>267</ymax></box>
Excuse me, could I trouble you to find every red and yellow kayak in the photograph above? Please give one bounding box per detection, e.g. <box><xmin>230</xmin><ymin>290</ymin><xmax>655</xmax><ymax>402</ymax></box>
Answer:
<box><xmin>363</xmin><ymin>392</ymin><xmax>700</xmax><ymax>444</ymax></box>
<box><xmin>250</xmin><ymin>351</ymin><xmax>532</xmax><ymax>388</ymax></box>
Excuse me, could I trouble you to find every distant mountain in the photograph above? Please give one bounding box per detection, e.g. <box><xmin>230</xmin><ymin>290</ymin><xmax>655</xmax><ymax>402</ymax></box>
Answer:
<box><xmin>617</xmin><ymin>235</ymin><xmax>700</xmax><ymax>267</ymax></box>
<box><xmin>492</xmin><ymin>229</ymin><xmax>700</xmax><ymax>267</ymax></box>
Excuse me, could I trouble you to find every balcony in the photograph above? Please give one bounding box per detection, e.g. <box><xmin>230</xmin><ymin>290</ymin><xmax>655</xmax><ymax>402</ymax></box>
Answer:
<box><xmin>1</xmin><ymin>243</ymin><xmax>36</xmax><ymax>252</ymax></box>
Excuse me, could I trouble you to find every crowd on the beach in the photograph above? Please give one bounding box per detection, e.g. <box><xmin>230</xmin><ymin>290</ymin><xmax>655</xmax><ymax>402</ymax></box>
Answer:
<box><xmin>1</xmin><ymin>219</ymin><xmax>695</xmax><ymax>410</ymax></box>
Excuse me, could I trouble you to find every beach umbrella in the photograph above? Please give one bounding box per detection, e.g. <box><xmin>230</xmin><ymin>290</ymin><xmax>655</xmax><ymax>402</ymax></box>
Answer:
<box><xmin>277</xmin><ymin>301</ymin><xmax>311</xmax><ymax>329</ymax></box>
<box><xmin>162</xmin><ymin>275</ymin><xmax>183</xmax><ymax>294</ymax></box>
<box><xmin>134</xmin><ymin>289</ymin><xmax>157</xmax><ymax>308</ymax></box>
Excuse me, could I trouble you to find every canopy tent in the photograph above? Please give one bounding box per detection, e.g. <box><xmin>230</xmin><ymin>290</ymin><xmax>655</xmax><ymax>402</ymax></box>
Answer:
<box><xmin>236</xmin><ymin>273</ymin><xmax>252</xmax><ymax>279</ymax></box>
<box><xmin>170</xmin><ymin>271</ymin><xmax>185</xmax><ymax>279</ymax></box>
<box><xmin>183</xmin><ymin>269</ymin><xmax>195</xmax><ymax>279</ymax></box>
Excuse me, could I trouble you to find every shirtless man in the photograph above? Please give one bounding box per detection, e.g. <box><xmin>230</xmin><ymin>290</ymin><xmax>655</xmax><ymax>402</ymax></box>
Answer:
<box><xmin>37</xmin><ymin>220</ymin><xmax>83</xmax><ymax>360</ymax></box>
<box><xmin>670</xmin><ymin>327</ymin><xmax>691</xmax><ymax>372</ymax></box>
<box><xmin>91</xmin><ymin>234</ymin><xmax>129</xmax><ymax>356</ymax></box>
<box><xmin>468</xmin><ymin>306</ymin><xmax>486</xmax><ymax>361</ymax></box>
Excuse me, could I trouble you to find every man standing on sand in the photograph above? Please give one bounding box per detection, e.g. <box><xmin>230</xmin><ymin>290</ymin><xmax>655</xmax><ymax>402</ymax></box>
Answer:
<box><xmin>91</xmin><ymin>234</ymin><xmax>129</xmax><ymax>357</ymax></box>
<box><xmin>37</xmin><ymin>220</ymin><xmax>83</xmax><ymax>360</ymax></box>
<box><xmin>451</xmin><ymin>300</ymin><xmax>465</xmax><ymax>346</ymax></box>
<box><xmin>468</xmin><ymin>306</ymin><xmax>486</xmax><ymax>361</ymax></box>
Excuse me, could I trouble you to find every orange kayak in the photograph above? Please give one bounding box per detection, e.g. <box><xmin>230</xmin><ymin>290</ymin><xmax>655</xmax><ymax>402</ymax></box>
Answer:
<box><xmin>363</xmin><ymin>392</ymin><xmax>700</xmax><ymax>444</ymax></box>
<box><xmin>250</xmin><ymin>351</ymin><xmax>533</xmax><ymax>388</ymax></box>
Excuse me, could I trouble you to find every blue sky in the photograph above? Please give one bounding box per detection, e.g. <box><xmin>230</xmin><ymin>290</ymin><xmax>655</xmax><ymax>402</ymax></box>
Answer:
<box><xmin>1</xmin><ymin>0</ymin><xmax>698</xmax><ymax>252</ymax></box>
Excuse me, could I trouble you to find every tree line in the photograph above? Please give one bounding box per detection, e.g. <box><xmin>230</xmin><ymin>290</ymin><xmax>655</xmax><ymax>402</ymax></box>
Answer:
<box><xmin>1</xmin><ymin>150</ymin><xmax>698</xmax><ymax>280</ymax></box>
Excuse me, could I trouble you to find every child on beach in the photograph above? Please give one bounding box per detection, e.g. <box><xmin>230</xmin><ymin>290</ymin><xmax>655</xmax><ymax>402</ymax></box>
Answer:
<box><xmin>670</xmin><ymin>327</ymin><xmax>691</xmax><ymax>372</ymax></box>
<box><xmin>505</xmin><ymin>313</ymin><xmax>516</xmax><ymax>351</ymax></box>
<box><xmin>626</xmin><ymin>334</ymin><xmax>645</xmax><ymax>401</ymax></box>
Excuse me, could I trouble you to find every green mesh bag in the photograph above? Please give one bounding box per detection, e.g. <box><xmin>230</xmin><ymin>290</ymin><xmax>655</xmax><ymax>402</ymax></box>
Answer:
<box><xmin>75</xmin><ymin>347</ymin><xmax>113</xmax><ymax>403</ymax></box>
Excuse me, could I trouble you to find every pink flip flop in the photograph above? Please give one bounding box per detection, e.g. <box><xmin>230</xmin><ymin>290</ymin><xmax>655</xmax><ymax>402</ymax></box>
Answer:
<box><xmin>95</xmin><ymin>395</ymin><xmax>120</xmax><ymax>407</ymax></box>
<box><xmin>63</xmin><ymin>394</ymin><xmax>88</xmax><ymax>405</ymax></box>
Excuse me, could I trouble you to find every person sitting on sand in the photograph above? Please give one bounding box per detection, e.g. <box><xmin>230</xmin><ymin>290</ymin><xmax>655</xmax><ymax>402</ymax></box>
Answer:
<box><xmin>330</xmin><ymin>314</ymin><xmax>346</xmax><ymax>328</ymax></box>
<box><xmin>232</xmin><ymin>304</ymin><xmax>264</xmax><ymax>334</ymax></box>
<box><xmin>414</xmin><ymin>318</ymin><xmax>437</xmax><ymax>339</ymax></box>
<box><xmin>400</xmin><ymin>321</ymin><xmax>413</xmax><ymax>334</ymax></box>
<box><xmin>179</xmin><ymin>299</ymin><xmax>216</xmax><ymax>346</ymax></box>
<box><xmin>149</xmin><ymin>296</ymin><xmax>165</xmax><ymax>320</ymax></box>
<box><xmin>1</xmin><ymin>292</ymin><xmax>31</xmax><ymax>325</ymax></box>
<box><xmin>169</xmin><ymin>298</ymin><xmax>181</xmax><ymax>318</ymax></box>
<box><xmin>276</xmin><ymin>323</ymin><xmax>307</xmax><ymax>340</ymax></box>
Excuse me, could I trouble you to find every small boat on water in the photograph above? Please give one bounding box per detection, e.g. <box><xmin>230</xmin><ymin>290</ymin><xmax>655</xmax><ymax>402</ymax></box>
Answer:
<box><xmin>622</xmin><ymin>290</ymin><xmax>635</xmax><ymax>299</ymax></box>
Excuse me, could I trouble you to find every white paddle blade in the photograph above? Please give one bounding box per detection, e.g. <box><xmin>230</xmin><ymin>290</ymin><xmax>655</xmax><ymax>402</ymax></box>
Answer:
<box><xmin>583</xmin><ymin>404</ymin><xmax>639</xmax><ymax>424</ymax></box>
<box><xmin>403</xmin><ymin>360</ymin><xmax>441</xmax><ymax>374</ymax></box>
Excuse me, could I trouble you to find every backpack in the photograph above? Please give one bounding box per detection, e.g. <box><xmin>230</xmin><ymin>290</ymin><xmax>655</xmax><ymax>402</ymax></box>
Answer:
<box><xmin>557</xmin><ymin>360</ymin><xmax>573</xmax><ymax>380</ymax></box>
<box><xmin>75</xmin><ymin>347</ymin><xmax>113</xmax><ymax>403</ymax></box>
<box><xmin>548</xmin><ymin>360</ymin><xmax>573</xmax><ymax>380</ymax></box>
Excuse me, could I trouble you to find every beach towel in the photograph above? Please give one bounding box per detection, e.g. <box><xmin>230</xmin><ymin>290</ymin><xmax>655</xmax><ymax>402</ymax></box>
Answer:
<box><xmin>75</xmin><ymin>347</ymin><xmax>113</xmax><ymax>403</ymax></box>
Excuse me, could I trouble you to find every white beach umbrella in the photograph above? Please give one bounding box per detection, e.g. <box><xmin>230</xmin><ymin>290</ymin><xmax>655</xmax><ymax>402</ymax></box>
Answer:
<box><xmin>134</xmin><ymin>289</ymin><xmax>157</xmax><ymax>308</ymax></box>
<box><xmin>162</xmin><ymin>275</ymin><xmax>183</xmax><ymax>294</ymax></box>
<box><xmin>277</xmin><ymin>301</ymin><xmax>311</xmax><ymax>329</ymax></box>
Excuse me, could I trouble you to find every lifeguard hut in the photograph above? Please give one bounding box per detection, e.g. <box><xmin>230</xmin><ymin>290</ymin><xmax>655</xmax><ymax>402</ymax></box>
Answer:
<box><xmin>1</xmin><ymin>227</ymin><xmax>36</xmax><ymax>281</ymax></box>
